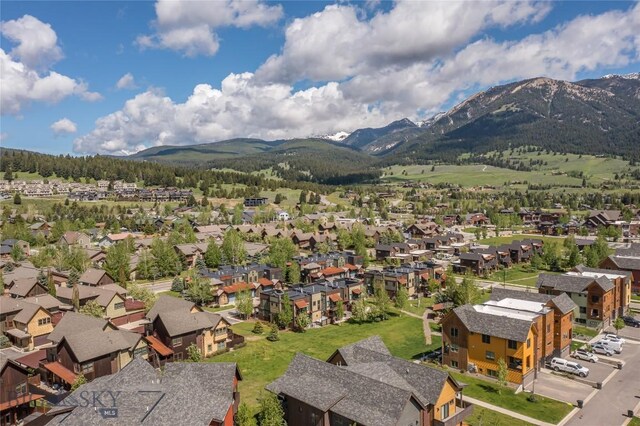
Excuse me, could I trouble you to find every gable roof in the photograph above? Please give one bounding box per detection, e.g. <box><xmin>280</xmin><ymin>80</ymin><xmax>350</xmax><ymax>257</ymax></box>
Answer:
<box><xmin>157</xmin><ymin>310</ymin><xmax>226</xmax><ymax>337</ymax></box>
<box><xmin>8</xmin><ymin>277</ymin><xmax>44</xmax><ymax>297</ymax></box>
<box><xmin>47</xmin><ymin>357</ymin><xmax>240</xmax><ymax>425</ymax></box>
<box><xmin>146</xmin><ymin>295</ymin><xmax>198</xmax><ymax>322</ymax></box>
<box><xmin>47</xmin><ymin>312</ymin><xmax>112</xmax><ymax>344</ymax></box>
<box><xmin>490</xmin><ymin>287</ymin><xmax>576</xmax><ymax>315</ymax></box>
<box><xmin>536</xmin><ymin>273</ymin><xmax>614</xmax><ymax>293</ymax></box>
<box><xmin>79</xmin><ymin>268</ymin><xmax>113</xmax><ymax>285</ymax></box>
<box><xmin>0</xmin><ymin>298</ymin><xmax>46</xmax><ymax>324</ymax></box>
<box><xmin>267</xmin><ymin>353</ymin><xmax>419</xmax><ymax>426</ymax></box>
<box><xmin>61</xmin><ymin>329</ymin><xmax>141</xmax><ymax>363</ymax></box>
<box><xmin>453</xmin><ymin>304</ymin><xmax>534</xmax><ymax>342</ymax></box>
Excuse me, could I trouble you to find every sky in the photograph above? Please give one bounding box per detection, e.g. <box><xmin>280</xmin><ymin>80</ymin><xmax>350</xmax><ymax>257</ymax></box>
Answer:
<box><xmin>1</xmin><ymin>1</ymin><xmax>639</xmax><ymax>156</ymax></box>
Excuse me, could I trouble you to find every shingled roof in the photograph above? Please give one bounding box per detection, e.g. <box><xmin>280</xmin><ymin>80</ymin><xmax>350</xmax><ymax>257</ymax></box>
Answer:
<box><xmin>267</xmin><ymin>353</ymin><xmax>420</xmax><ymax>426</ymax></box>
<box><xmin>61</xmin><ymin>329</ymin><xmax>142</xmax><ymax>363</ymax></box>
<box><xmin>453</xmin><ymin>304</ymin><xmax>534</xmax><ymax>342</ymax></box>
<box><xmin>536</xmin><ymin>273</ymin><xmax>614</xmax><ymax>293</ymax></box>
<box><xmin>47</xmin><ymin>312</ymin><xmax>113</xmax><ymax>344</ymax></box>
<box><xmin>146</xmin><ymin>295</ymin><xmax>198</xmax><ymax>322</ymax></box>
<box><xmin>47</xmin><ymin>357</ymin><xmax>241</xmax><ymax>425</ymax></box>
<box><xmin>605</xmin><ymin>255</ymin><xmax>640</xmax><ymax>270</ymax></box>
<box><xmin>490</xmin><ymin>287</ymin><xmax>576</xmax><ymax>315</ymax></box>
<box><xmin>156</xmin><ymin>310</ymin><xmax>225</xmax><ymax>337</ymax></box>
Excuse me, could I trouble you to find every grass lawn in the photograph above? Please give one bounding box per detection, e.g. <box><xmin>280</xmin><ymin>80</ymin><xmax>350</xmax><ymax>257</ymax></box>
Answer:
<box><xmin>571</xmin><ymin>341</ymin><xmax>586</xmax><ymax>351</ymax></box>
<box><xmin>629</xmin><ymin>417</ymin><xmax>640</xmax><ymax>426</ymax></box>
<box><xmin>401</xmin><ymin>296</ymin><xmax>434</xmax><ymax>317</ymax></box>
<box><xmin>203</xmin><ymin>305</ymin><xmax>235</xmax><ymax>313</ymax></box>
<box><xmin>211</xmin><ymin>314</ymin><xmax>440</xmax><ymax>410</ymax></box>
<box><xmin>487</xmin><ymin>264</ymin><xmax>540</xmax><ymax>285</ymax></box>
<box><xmin>158</xmin><ymin>290</ymin><xmax>181</xmax><ymax>298</ymax></box>
<box><xmin>449</xmin><ymin>371</ymin><xmax>573</xmax><ymax>423</ymax></box>
<box><xmin>477</xmin><ymin>235</ymin><xmax>566</xmax><ymax>247</ymax></box>
<box><xmin>573</xmin><ymin>325</ymin><xmax>598</xmax><ymax>339</ymax></box>
<box><xmin>631</xmin><ymin>294</ymin><xmax>640</xmax><ymax>302</ymax></box>
<box><xmin>466</xmin><ymin>406</ymin><xmax>534</xmax><ymax>426</ymax></box>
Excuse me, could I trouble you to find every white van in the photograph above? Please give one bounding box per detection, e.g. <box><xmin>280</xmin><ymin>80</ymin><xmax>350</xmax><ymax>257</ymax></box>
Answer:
<box><xmin>596</xmin><ymin>339</ymin><xmax>622</xmax><ymax>354</ymax></box>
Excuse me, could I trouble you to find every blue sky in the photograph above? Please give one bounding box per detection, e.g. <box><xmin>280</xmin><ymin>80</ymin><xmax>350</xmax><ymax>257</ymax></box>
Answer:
<box><xmin>1</xmin><ymin>1</ymin><xmax>638</xmax><ymax>155</ymax></box>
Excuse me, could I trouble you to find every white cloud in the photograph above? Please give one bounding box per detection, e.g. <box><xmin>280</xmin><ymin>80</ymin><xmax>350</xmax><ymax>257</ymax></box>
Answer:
<box><xmin>76</xmin><ymin>2</ymin><xmax>640</xmax><ymax>155</ymax></box>
<box><xmin>0</xmin><ymin>14</ymin><xmax>63</xmax><ymax>70</ymax></box>
<box><xmin>0</xmin><ymin>15</ymin><xmax>102</xmax><ymax>115</ymax></box>
<box><xmin>116</xmin><ymin>72</ymin><xmax>137</xmax><ymax>90</ymax></box>
<box><xmin>51</xmin><ymin>118</ymin><xmax>78</xmax><ymax>135</ymax></box>
<box><xmin>256</xmin><ymin>1</ymin><xmax>551</xmax><ymax>84</ymax></box>
<box><xmin>0</xmin><ymin>132</ymin><xmax>8</xmax><ymax>141</ymax></box>
<box><xmin>136</xmin><ymin>0</ymin><xmax>283</xmax><ymax>57</ymax></box>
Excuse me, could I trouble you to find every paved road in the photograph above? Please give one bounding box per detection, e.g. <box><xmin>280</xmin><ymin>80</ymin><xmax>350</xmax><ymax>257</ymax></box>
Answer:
<box><xmin>145</xmin><ymin>280</ymin><xmax>174</xmax><ymax>294</ymax></box>
<box><xmin>565</xmin><ymin>341</ymin><xmax>640</xmax><ymax>426</ymax></box>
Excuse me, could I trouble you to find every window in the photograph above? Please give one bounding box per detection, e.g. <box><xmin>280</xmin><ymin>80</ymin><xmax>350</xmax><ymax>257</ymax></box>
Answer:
<box><xmin>172</xmin><ymin>337</ymin><xmax>183</xmax><ymax>347</ymax></box>
<box><xmin>450</xmin><ymin>344</ymin><xmax>459</xmax><ymax>353</ymax></box>
<box><xmin>133</xmin><ymin>347</ymin><xmax>147</xmax><ymax>358</ymax></box>
<box><xmin>579</xmin><ymin>307</ymin><xmax>587</xmax><ymax>314</ymax></box>
<box><xmin>526</xmin><ymin>356</ymin><xmax>531</xmax><ymax>369</ymax></box>
<box><xmin>81</xmin><ymin>362</ymin><xmax>94</xmax><ymax>374</ymax></box>
<box><xmin>207</xmin><ymin>344</ymin><xmax>213</xmax><ymax>353</ymax></box>
<box><xmin>526</xmin><ymin>338</ymin><xmax>531</xmax><ymax>348</ymax></box>
<box><xmin>114</xmin><ymin>302</ymin><xmax>125</xmax><ymax>310</ymax></box>
<box><xmin>450</xmin><ymin>360</ymin><xmax>459</xmax><ymax>368</ymax></box>
<box><xmin>487</xmin><ymin>369</ymin><xmax>498</xmax><ymax>378</ymax></box>
<box><xmin>591</xmin><ymin>295</ymin><xmax>600</xmax><ymax>303</ymax></box>
<box><xmin>15</xmin><ymin>383</ymin><xmax>27</xmax><ymax>396</ymax></box>
<box><xmin>508</xmin><ymin>340</ymin><xmax>517</xmax><ymax>350</ymax></box>
<box><xmin>38</xmin><ymin>317</ymin><xmax>51</xmax><ymax>326</ymax></box>
<box><xmin>450</xmin><ymin>327</ymin><xmax>459</xmax><ymax>337</ymax></box>
<box><xmin>217</xmin><ymin>342</ymin><xmax>226</xmax><ymax>351</ymax></box>
<box><xmin>441</xmin><ymin>402</ymin><xmax>450</xmax><ymax>419</ymax></box>
<box><xmin>486</xmin><ymin>351</ymin><xmax>495</xmax><ymax>360</ymax></box>
<box><xmin>591</xmin><ymin>309</ymin><xmax>599</xmax><ymax>317</ymax></box>
<box><xmin>482</xmin><ymin>334</ymin><xmax>491</xmax><ymax>344</ymax></box>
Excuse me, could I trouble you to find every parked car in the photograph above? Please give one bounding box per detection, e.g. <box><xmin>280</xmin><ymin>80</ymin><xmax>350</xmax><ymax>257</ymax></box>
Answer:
<box><xmin>595</xmin><ymin>339</ymin><xmax>623</xmax><ymax>354</ymax></box>
<box><xmin>550</xmin><ymin>358</ymin><xmax>590</xmax><ymax>377</ymax></box>
<box><xmin>622</xmin><ymin>316</ymin><xmax>640</xmax><ymax>328</ymax></box>
<box><xmin>571</xmin><ymin>350</ymin><xmax>598</xmax><ymax>363</ymax></box>
<box><xmin>602</xmin><ymin>334</ymin><xmax>625</xmax><ymax>345</ymax></box>
<box><xmin>591</xmin><ymin>343</ymin><xmax>614</xmax><ymax>356</ymax></box>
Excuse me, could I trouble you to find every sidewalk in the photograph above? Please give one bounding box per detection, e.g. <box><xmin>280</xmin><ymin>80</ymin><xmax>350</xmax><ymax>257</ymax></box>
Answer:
<box><xmin>463</xmin><ymin>396</ymin><xmax>556</xmax><ymax>426</ymax></box>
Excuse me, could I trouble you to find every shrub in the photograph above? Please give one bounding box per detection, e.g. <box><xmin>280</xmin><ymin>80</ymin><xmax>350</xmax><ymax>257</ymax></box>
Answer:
<box><xmin>266</xmin><ymin>324</ymin><xmax>280</xmax><ymax>342</ymax></box>
<box><xmin>252</xmin><ymin>321</ymin><xmax>264</xmax><ymax>335</ymax></box>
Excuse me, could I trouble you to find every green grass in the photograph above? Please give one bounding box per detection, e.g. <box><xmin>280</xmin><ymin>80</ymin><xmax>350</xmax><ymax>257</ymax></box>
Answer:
<box><xmin>631</xmin><ymin>294</ymin><xmax>640</xmax><ymax>302</ymax></box>
<box><xmin>571</xmin><ymin>341</ymin><xmax>586</xmax><ymax>351</ymax></box>
<box><xmin>628</xmin><ymin>416</ymin><xmax>640</xmax><ymax>426</ymax></box>
<box><xmin>477</xmin><ymin>235</ymin><xmax>566</xmax><ymax>246</ymax></box>
<box><xmin>573</xmin><ymin>325</ymin><xmax>598</xmax><ymax>338</ymax></box>
<box><xmin>158</xmin><ymin>290</ymin><xmax>181</xmax><ymax>298</ymax></box>
<box><xmin>400</xmin><ymin>297</ymin><xmax>434</xmax><ymax>317</ymax></box>
<box><xmin>466</xmin><ymin>406</ymin><xmax>535</xmax><ymax>426</ymax></box>
<box><xmin>381</xmin><ymin>152</ymin><xmax>639</xmax><ymax>189</ymax></box>
<box><xmin>203</xmin><ymin>305</ymin><xmax>235</xmax><ymax>313</ymax></box>
<box><xmin>212</xmin><ymin>315</ymin><xmax>440</xmax><ymax>409</ymax></box>
<box><xmin>486</xmin><ymin>265</ymin><xmax>546</xmax><ymax>287</ymax></box>
<box><xmin>449</xmin><ymin>372</ymin><xmax>573</xmax><ymax>423</ymax></box>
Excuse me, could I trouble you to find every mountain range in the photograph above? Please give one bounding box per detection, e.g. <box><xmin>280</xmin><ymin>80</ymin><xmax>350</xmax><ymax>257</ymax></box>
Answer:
<box><xmin>130</xmin><ymin>73</ymin><xmax>640</xmax><ymax>169</ymax></box>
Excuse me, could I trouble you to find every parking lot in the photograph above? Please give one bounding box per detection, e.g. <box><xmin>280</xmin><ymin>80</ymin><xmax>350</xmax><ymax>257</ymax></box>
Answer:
<box><xmin>605</xmin><ymin>323</ymin><xmax>640</xmax><ymax>342</ymax></box>
<box><xmin>543</xmin><ymin>356</ymin><xmax>617</xmax><ymax>384</ymax></box>
<box><xmin>532</xmin><ymin>370</ymin><xmax>594</xmax><ymax>403</ymax></box>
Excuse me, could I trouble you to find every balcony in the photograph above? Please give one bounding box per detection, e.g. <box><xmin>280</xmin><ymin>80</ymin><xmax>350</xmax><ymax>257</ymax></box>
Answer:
<box><xmin>434</xmin><ymin>399</ymin><xmax>474</xmax><ymax>426</ymax></box>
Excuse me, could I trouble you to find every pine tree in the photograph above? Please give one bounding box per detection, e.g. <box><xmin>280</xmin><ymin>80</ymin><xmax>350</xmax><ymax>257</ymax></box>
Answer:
<box><xmin>257</xmin><ymin>392</ymin><xmax>285</xmax><ymax>426</ymax></box>
<box><xmin>266</xmin><ymin>323</ymin><xmax>280</xmax><ymax>341</ymax></box>
<box><xmin>252</xmin><ymin>321</ymin><xmax>264</xmax><ymax>334</ymax></box>
<box><xmin>13</xmin><ymin>193</ymin><xmax>21</xmax><ymax>205</ymax></box>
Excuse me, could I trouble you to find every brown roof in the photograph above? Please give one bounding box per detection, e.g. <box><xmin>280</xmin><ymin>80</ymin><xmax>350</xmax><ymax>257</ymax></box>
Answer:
<box><xmin>44</xmin><ymin>361</ymin><xmax>78</xmax><ymax>384</ymax></box>
<box><xmin>294</xmin><ymin>300</ymin><xmax>308</xmax><ymax>309</ymax></box>
<box><xmin>352</xmin><ymin>288</ymin><xmax>362</xmax><ymax>294</ymax></box>
<box><xmin>79</xmin><ymin>268</ymin><xmax>112</xmax><ymax>285</ymax></box>
<box><xmin>258</xmin><ymin>277</ymin><xmax>273</xmax><ymax>287</ymax></box>
<box><xmin>146</xmin><ymin>335</ymin><xmax>174</xmax><ymax>357</ymax></box>
<box><xmin>222</xmin><ymin>282</ymin><xmax>253</xmax><ymax>294</ymax></box>
<box><xmin>15</xmin><ymin>349</ymin><xmax>46</xmax><ymax>369</ymax></box>
<box><xmin>328</xmin><ymin>293</ymin><xmax>342</xmax><ymax>302</ymax></box>
<box><xmin>322</xmin><ymin>267</ymin><xmax>344</xmax><ymax>276</ymax></box>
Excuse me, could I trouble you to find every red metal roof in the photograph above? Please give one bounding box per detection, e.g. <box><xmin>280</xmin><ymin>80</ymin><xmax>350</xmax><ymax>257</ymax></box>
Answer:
<box><xmin>322</xmin><ymin>267</ymin><xmax>344</xmax><ymax>276</ymax></box>
<box><xmin>146</xmin><ymin>335</ymin><xmax>174</xmax><ymax>357</ymax></box>
<box><xmin>351</xmin><ymin>288</ymin><xmax>362</xmax><ymax>294</ymax></box>
<box><xmin>15</xmin><ymin>349</ymin><xmax>46</xmax><ymax>369</ymax></box>
<box><xmin>294</xmin><ymin>299</ymin><xmax>308</xmax><ymax>309</ymax></box>
<box><xmin>328</xmin><ymin>293</ymin><xmax>342</xmax><ymax>302</ymax></box>
<box><xmin>44</xmin><ymin>362</ymin><xmax>77</xmax><ymax>384</ymax></box>
<box><xmin>124</xmin><ymin>299</ymin><xmax>145</xmax><ymax>311</ymax></box>
<box><xmin>0</xmin><ymin>393</ymin><xmax>45</xmax><ymax>411</ymax></box>
<box><xmin>223</xmin><ymin>282</ymin><xmax>253</xmax><ymax>294</ymax></box>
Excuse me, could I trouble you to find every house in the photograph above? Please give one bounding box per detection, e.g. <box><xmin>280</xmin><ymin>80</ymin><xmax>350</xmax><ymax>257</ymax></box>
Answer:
<box><xmin>277</xmin><ymin>210</ymin><xmax>290</xmax><ymax>221</ymax></box>
<box><xmin>6</xmin><ymin>276</ymin><xmax>49</xmax><ymax>298</ymax></box>
<box><xmin>405</xmin><ymin>222</ymin><xmax>440</xmax><ymax>238</ymax></box>
<box><xmin>79</xmin><ymin>268</ymin><xmax>115</xmax><ymax>287</ymax></box>
<box><xmin>217</xmin><ymin>281</ymin><xmax>255</xmax><ymax>306</ymax></box>
<box><xmin>267</xmin><ymin>336</ymin><xmax>473</xmax><ymax>426</ymax></box>
<box><xmin>455</xmin><ymin>252</ymin><xmax>496</xmax><ymax>275</ymax></box>
<box><xmin>174</xmin><ymin>243</ymin><xmax>208</xmax><ymax>268</ymax></box>
<box><xmin>58</xmin><ymin>231</ymin><xmax>92</xmax><ymax>248</ymax></box>
<box><xmin>489</xmin><ymin>288</ymin><xmax>577</xmax><ymax>359</ymax></box>
<box><xmin>43</xmin><ymin>312</ymin><xmax>147</xmax><ymax>387</ymax></box>
<box><xmin>570</xmin><ymin>265</ymin><xmax>631</xmax><ymax>318</ymax></box>
<box><xmin>145</xmin><ymin>296</ymin><xmax>236</xmax><ymax>365</ymax></box>
<box><xmin>56</xmin><ymin>284</ymin><xmax>142</xmax><ymax>325</ymax></box>
<box><xmin>585</xmin><ymin>210</ymin><xmax>622</xmax><ymax>230</ymax></box>
<box><xmin>0</xmin><ymin>298</ymin><xmax>54</xmax><ymax>349</ymax></box>
<box><xmin>244</xmin><ymin>197</ymin><xmax>268</xmax><ymax>207</ymax></box>
<box><xmin>97</xmin><ymin>232</ymin><xmax>136</xmax><ymax>248</ymax></box>
<box><xmin>441</xmin><ymin>303</ymin><xmax>542</xmax><ymax>386</ymax></box>
<box><xmin>0</xmin><ymin>354</ymin><xmax>45</xmax><ymax>425</ymax></box>
<box><xmin>465</xmin><ymin>213</ymin><xmax>490</xmax><ymax>226</ymax></box>
<box><xmin>44</xmin><ymin>357</ymin><xmax>241</xmax><ymax>426</ymax></box>
<box><xmin>537</xmin><ymin>272</ymin><xmax>616</xmax><ymax>328</ymax></box>
<box><xmin>600</xmin><ymin>244</ymin><xmax>640</xmax><ymax>294</ymax></box>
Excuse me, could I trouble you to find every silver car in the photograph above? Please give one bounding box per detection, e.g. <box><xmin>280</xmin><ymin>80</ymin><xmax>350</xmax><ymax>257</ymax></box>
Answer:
<box><xmin>571</xmin><ymin>349</ymin><xmax>598</xmax><ymax>363</ymax></box>
<box><xmin>591</xmin><ymin>343</ymin><xmax>614</xmax><ymax>356</ymax></box>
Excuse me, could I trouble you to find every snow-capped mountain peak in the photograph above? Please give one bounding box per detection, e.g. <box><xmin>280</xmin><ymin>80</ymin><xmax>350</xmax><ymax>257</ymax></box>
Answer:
<box><xmin>318</xmin><ymin>131</ymin><xmax>351</xmax><ymax>142</ymax></box>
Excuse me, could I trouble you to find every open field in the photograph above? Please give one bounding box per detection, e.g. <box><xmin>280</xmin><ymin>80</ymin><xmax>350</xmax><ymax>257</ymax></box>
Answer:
<box><xmin>211</xmin><ymin>315</ymin><xmax>440</xmax><ymax>409</ymax></box>
<box><xmin>381</xmin><ymin>152</ymin><xmax>640</xmax><ymax>189</ymax></box>
<box><xmin>449</xmin><ymin>371</ymin><xmax>573</xmax><ymax>423</ymax></box>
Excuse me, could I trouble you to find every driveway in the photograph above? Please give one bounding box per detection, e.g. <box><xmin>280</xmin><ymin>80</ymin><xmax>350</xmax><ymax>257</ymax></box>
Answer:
<box><xmin>605</xmin><ymin>324</ymin><xmax>640</xmax><ymax>342</ymax></box>
<box><xmin>531</xmin><ymin>370</ymin><xmax>593</xmax><ymax>404</ymax></box>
